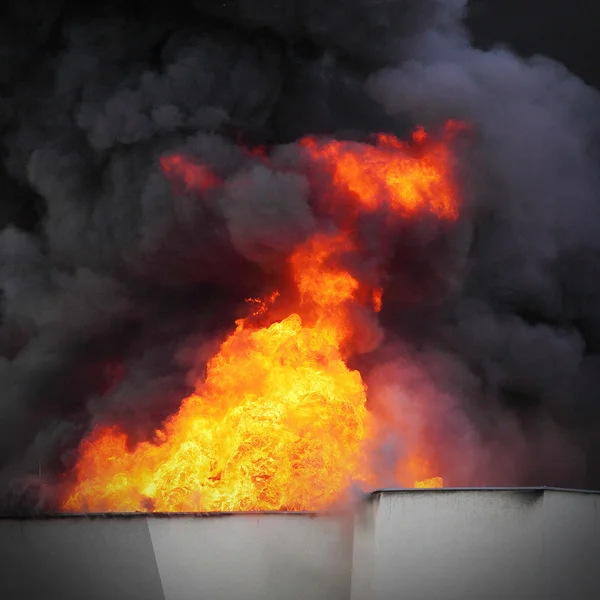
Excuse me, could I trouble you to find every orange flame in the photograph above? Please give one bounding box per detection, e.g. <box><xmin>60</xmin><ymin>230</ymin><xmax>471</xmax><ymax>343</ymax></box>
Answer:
<box><xmin>372</xmin><ymin>288</ymin><xmax>383</xmax><ymax>313</ymax></box>
<box><xmin>299</xmin><ymin>120</ymin><xmax>464</xmax><ymax>221</ymax></box>
<box><xmin>61</xmin><ymin>123</ymin><xmax>465</xmax><ymax>512</ymax></box>
<box><xmin>415</xmin><ymin>477</ymin><xmax>444</xmax><ymax>489</ymax></box>
<box><xmin>63</xmin><ymin>235</ymin><xmax>370</xmax><ymax>512</ymax></box>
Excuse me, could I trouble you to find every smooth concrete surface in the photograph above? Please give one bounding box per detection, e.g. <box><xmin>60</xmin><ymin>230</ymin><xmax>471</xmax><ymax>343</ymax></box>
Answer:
<box><xmin>0</xmin><ymin>511</ymin><xmax>353</xmax><ymax>600</ymax></box>
<box><xmin>350</xmin><ymin>488</ymin><xmax>600</xmax><ymax>600</ymax></box>
<box><xmin>147</xmin><ymin>513</ymin><xmax>353</xmax><ymax>600</ymax></box>
<box><xmin>0</xmin><ymin>515</ymin><xmax>164</xmax><ymax>600</ymax></box>
<box><xmin>0</xmin><ymin>489</ymin><xmax>599</xmax><ymax>600</ymax></box>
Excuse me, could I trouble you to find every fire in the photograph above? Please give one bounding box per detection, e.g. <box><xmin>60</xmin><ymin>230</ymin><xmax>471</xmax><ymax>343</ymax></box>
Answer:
<box><xmin>415</xmin><ymin>477</ymin><xmax>444</xmax><ymax>489</ymax></box>
<box><xmin>372</xmin><ymin>288</ymin><xmax>383</xmax><ymax>313</ymax></box>
<box><xmin>299</xmin><ymin>120</ymin><xmax>464</xmax><ymax>221</ymax></box>
<box><xmin>405</xmin><ymin>456</ymin><xmax>444</xmax><ymax>489</ymax></box>
<box><xmin>160</xmin><ymin>155</ymin><xmax>221</xmax><ymax>194</ymax></box>
<box><xmin>61</xmin><ymin>123</ymin><xmax>465</xmax><ymax>512</ymax></box>
<box><xmin>63</xmin><ymin>235</ymin><xmax>370</xmax><ymax>512</ymax></box>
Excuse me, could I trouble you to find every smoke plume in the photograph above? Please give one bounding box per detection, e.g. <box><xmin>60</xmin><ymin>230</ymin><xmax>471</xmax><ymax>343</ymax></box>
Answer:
<box><xmin>1</xmin><ymin>0</ymin><xmax>600</xmax><ymax>512</ymax></box>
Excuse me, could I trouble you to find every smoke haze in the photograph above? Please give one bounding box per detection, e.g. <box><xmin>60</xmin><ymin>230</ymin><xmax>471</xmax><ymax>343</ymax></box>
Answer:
<box><xmin>1</xmin><ymin>0</ymin><xmax>600</xmax><ymax>512</ymax></box>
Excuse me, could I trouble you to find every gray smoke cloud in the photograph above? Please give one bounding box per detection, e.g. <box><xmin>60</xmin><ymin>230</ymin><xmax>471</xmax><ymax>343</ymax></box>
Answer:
<box><xmin>363</xmin><ymin>8</ymin><xmax>600</xmax><ymax>487</ymax></box>
<box><xmin>1</xmin><ymin>0</ymin><xmax>599</xmax><ymax>512</ymax></box>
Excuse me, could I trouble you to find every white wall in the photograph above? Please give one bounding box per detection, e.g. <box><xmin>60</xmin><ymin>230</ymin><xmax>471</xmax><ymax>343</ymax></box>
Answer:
<box><xmin>350</xmin><ymin>489</ymin><xmax>600</xmax><ymax>600</ymax></box>
<box><xmin>148</xmin><ymin>513</ymin><xmax>353</xmax><ymax>600</ymax></box>
<box><xmin>0</xmin><ymin>512</ymin><xmax>353</xmax><ymax>600</ymax></box>
<box><xmin>1</xmin><ymin>489</ymin><xmax>599</xmax><ymax>600</ymax></box>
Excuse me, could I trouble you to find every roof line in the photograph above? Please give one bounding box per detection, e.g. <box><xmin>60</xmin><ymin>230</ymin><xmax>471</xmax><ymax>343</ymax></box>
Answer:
<box><xmin>370</xmin><ymin>486</ymin><xmax>600</xmax><ymax>495</ymax></box>
<box><xmin>2</xmin><ymin>487</ymin><xmax>599</xmax><ymax>518</ymax></box>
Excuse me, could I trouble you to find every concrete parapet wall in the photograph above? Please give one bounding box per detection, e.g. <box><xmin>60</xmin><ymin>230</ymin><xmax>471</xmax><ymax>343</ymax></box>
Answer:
<box><xmin>0</xmin><ymin>489</ymin><xmax>598</xmax><ymax>600</ymax></box>
<box><xmin>350</xmin><ymin>489</ymin><xmax>600</xmax><ymax>600</ymax></box>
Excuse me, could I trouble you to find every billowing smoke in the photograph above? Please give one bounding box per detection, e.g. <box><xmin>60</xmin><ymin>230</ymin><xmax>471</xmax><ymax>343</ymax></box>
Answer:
<box><xmin>1</xmin><ymin>0</ymin><xmax>599</xmax><ymax>513</ymax></box>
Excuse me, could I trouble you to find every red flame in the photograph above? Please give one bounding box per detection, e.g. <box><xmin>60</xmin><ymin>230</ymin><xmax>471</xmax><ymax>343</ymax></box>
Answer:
<box><xmin>160</xmin><ymin>155</ymin><xmax>221</xmax><ymax>194</ymax></box>
<box><xmin>61</xmin><ymin>123</ymin><xmax>464</xmax><ymax>512</ymax></box>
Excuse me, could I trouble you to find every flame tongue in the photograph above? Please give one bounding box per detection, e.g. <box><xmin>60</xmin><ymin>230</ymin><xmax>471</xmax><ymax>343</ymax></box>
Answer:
<box><xmin>62</xmin><ymin>124</ymin><xmax>461</xmax><ymax>513</ymax></box>
<box><xmin>299</xmin><ymin>121</ymin><xmax>464</xmax><ymax>222</ymax></box>
<box><xmin>63</xmin><ymin>234</ymin><xmax>370</xmax><ymax>512</ymax></box>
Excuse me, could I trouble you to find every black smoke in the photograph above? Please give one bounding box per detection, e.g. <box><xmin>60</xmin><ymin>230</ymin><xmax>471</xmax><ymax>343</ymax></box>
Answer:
<box><xmin>1</xmin><ymin>0</ymin><xmax>600</xmax><ymax>513</ymax></box>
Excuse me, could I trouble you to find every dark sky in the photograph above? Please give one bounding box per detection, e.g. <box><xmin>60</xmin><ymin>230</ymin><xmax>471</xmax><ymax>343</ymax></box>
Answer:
<box><xmin>467</xmin><ymin>0</ymin><xmax>600</xmax><ymax>89</ymax></box>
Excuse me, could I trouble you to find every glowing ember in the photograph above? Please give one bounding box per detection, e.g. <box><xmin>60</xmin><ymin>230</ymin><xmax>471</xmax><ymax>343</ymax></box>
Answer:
<box><xmin>61</xmin><ymin>123</ymin><xmax>464</xmax><ymax>512</ymax></box>
<box><xmin>160</xmin><ymin>155</ymin><xmax>221</xmax><ymax>194</ymax></box>
<box><xmin>372</xmin><ymin>288</ymin><xmax>383</xmax><ymax>313</ymax></box>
